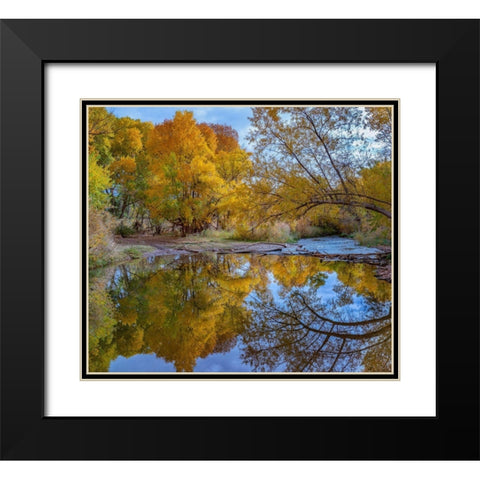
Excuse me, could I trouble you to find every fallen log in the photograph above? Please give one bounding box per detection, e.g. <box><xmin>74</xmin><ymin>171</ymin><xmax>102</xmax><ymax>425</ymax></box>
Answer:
<box><xmin>374</xmin><ymin>264</ymin><xmax>392</xmax><ymax>283</ymax></box>
<box><xmin>217</xmin><ymin>245</ymin><xmax>284</xmax><ymax>254</ymax></box>
<box><xmin>182</xmin><ymin>247</ymin><xmax>203</xmax><ymax>253</ymax></box>
<box><xmin>300</xmin><ymin>251</ymin><xmax>391</xmax><ymax>265</ymax></box>
<box><xmin>174</xmin><ymin>242</ymin><xmax>391</xmax><ymax>270</ymax></box>
<box><xmin>214</xmin><ymin>242</ymin><xmax>288</xmax><ymax>254</ymax></box>
<box><xmin>229</xmin><ymin>247</ymin><xmax>283</xmax><ymax>254</ymax></box>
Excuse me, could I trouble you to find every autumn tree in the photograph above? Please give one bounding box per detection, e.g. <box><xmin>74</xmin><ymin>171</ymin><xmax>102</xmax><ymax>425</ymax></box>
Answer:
<box><xmin>107</xmin><ymin>117</ymin><xmax>153</xmax><ymax>221</ymax></box>
<box><xmin>88</xmin><ymin>107</ymin><xmax>155</xmax><ymax>229</ymax></box>
<box><xmin>145</xmin><ymin>112</ymin><xmax>251</xmax><ymax>235</ymax></box>
<box><xmin>247</xmin><ymin>107</ymin><xmax>392</xmax><ymax>230</ymax></box>
<box><xmin>145</xmin><ymin>112</ymin><xmax>219</xmax><ymax>235</ymax></box>
<box><xmin>206</xmin><ymin>123</ymin><xmax>240</xmax><ymax>153</ymax></box>
<box><xmin>88</xmin><ymin>107</ymin><xmax>116</xmax><ymax>166</ymax></box>
<box><xmin>366</xmin><ymin>106</ymin><xmax>392</xmax><ymax>156</ymax></box>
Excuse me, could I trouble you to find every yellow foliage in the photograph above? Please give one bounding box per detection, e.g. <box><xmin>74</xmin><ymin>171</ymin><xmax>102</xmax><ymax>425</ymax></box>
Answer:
<box><xmin>109</xmin><ymin>156</ymin><xmax>137</xmax><ymax>194</ymax></box>
<box><xmin>111</xmin><ymin>126</ymin><xmax>143</xmax><ymax>157</ymax></box>
<box><xmin>88</xmin><ymin>154</ymin><xmax>112</xmax><ymax>209</ymax></box>
<box><xmin>145</xmin><ymin>111</ymin><xmax>251</xmax><ymax>234</ymax></box>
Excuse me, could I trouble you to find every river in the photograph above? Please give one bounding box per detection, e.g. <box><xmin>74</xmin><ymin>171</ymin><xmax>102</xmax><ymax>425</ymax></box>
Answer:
<box><xmin>88</xmin><ymin>237</ymin><xmax>392</xmax><ymax>374</ymax></box>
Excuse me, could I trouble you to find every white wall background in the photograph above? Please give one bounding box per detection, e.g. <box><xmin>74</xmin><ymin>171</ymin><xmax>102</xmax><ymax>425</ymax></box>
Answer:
<box><xmin>0</xmin><ymin>0</ymin><xmax>479</xmax><ymax>18</ymax></box>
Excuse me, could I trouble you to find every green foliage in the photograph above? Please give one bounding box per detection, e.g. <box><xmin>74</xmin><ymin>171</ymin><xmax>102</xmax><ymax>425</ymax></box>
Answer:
<box><xmin>88</xmin><ymin>273</ymin><xmax>119</xmax><ymax>372</ymax></box>
<box><xmin>88</xmin><ymin>153</ymin><xmax>112</xmax><ymax>209</ymax></box>
<box><xmin>199</xmin><ymin>229</ymin><xmax>234</xmax><ymax>240</ymax></box>
<box><xmin>115</xmin><ymin>223</ymin><xmax>136</xmax><ymax>237</ymax></box>
<box><xmin>123</xmin><ymin>246</ymin><xmax>149</xmax><ymax>259</ymax></box>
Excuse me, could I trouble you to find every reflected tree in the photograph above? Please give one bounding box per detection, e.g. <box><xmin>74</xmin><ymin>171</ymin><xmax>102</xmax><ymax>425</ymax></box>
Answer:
<box><xmin>88</xmin><ymin>270</ymin><xmax>119</xmax><ymax>372</ymax></box>
<box><xmin>241</xmin><ymin>283</ymin><xmax>392</xmax><ymax>373</ymax></box>
<box><xmin>89</xmin><ymin>254</ymin><xmax>258</xmax><ymax>372</ymax></box>
<box><xmin>88</xmin><ymin>253</ymin><xmax>392</xmax><ymax>373</ymax></box>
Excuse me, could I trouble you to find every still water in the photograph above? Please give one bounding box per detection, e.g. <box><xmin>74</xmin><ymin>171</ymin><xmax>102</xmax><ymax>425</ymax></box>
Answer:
<box><xmin>89</xmin><ymin>247</ymin><xmax>391</xmax><ymax>374</ymax></box>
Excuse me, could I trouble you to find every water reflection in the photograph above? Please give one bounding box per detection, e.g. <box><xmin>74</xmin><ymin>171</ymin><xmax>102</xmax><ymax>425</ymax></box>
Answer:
<box><xmin>88</xmin><ymin>254</ymin><xmax>392</xmax><ymax>373</ymax></box>
<box><xmin>244</xmin><ymin>286</ymin><xmax>391</xmax><ymax>373</ymax></box>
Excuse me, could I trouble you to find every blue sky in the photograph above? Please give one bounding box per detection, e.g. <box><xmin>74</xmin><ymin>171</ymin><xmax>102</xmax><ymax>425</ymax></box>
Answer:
<box><xmin>109</xmin><ymin>106</ymin><xmax>253</xmax><ymax>150</ymax></box>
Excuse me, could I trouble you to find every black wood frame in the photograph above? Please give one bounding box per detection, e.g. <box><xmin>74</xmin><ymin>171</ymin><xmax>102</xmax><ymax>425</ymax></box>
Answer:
<box><xmin>1</xmin><ymin>19</ymin><xmax>478</xmax><ymax>460</ymax></box>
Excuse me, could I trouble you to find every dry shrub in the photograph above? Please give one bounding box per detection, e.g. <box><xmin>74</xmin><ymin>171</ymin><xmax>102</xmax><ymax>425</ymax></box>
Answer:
<box><xmin>262</xmin><ymin>222</ymin><xmax>293</xmax><ymax>242</ymax></box>
<box><xmin>231</xmin><ymin>223</ymin><xmax>255</xmax><ymax>241</ymax></box>
<box><xmin>292</xmin><ymin>217</ymin><xmax>338</xmax><ymax>238</ymax></box>
<box><xmin>353</xmin><ymin>225</ymin><xmax>391</xmax><ymax>247</ymax></box>
<box><xmin>233</xmin><ymin>221</ymin><xmax>294</xmax><ymax>243</ymax></box>
<box><xmin>89</xmin><ymin>207</ymin><xmax>116</xmax><ymax>268</ymax></box>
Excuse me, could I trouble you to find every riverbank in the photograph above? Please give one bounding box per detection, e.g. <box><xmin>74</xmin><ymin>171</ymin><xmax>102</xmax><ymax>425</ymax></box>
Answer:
<box><xmin>111</xmin><ymin>234</ymin><xmax>392</xmax><ymax>282</ymax></box>
<box><xmin>90</xmin><ymin>243</ymin><xmax>158</xmax><ymax>270</ymax></box>
<box><xmin>116</xmin><ymin>234</ymin><xmax>301</xmax><ymax>255</ymax></box>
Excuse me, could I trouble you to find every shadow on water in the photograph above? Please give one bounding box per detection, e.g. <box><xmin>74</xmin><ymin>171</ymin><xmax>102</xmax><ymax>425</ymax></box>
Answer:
<box><xmin>88</xmin><ymin>253</ymin><xmax>392</xmax><ymax>373</ymax></box>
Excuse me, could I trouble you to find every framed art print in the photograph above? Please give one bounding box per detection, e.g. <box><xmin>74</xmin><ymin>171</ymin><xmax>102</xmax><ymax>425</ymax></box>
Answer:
<box><xmin>82</xmin><ymin>99</ymin><xmax>398</xmax><ymax>379</ymax></box>
<box><xmin>1</xmin><ymin>19</ymin><xmax>479</xmax><ymax>460</ymax></box>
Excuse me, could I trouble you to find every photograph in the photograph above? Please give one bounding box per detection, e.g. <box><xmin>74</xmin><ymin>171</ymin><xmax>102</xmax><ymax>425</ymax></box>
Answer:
<box><xmin>85</xmin><ymin>101</ymin><xmax>397</xmax><ymax>377</ymax></box>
